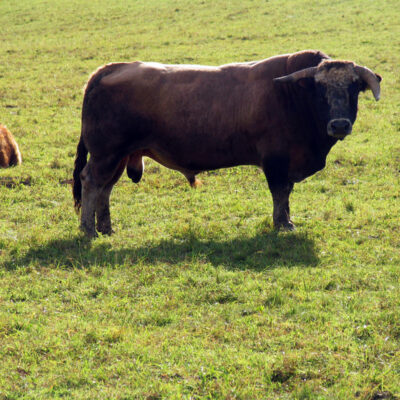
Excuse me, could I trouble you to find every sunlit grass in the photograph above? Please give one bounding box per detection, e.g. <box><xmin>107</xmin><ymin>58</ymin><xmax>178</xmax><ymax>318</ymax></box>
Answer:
<box><xmin>1</xmin><ymin>0</ymin><xmax>399</xmax><ymax>398</ymax></box>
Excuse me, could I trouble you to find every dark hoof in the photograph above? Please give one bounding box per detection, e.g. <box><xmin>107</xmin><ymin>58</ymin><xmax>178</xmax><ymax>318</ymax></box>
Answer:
<box><xmin>98</xmin><ymin>228</ymin><xmax>115</xmax><ymax>236</ymax></box>
<box><xmin>80</xmin><ymin>224</ymin><xmax>98</xmax><ymax>238</ymax></box>
<box><xmin>96</xmin><ymin>223</ymin><xmax>114</xmax><ymax>236</ymax></box>
<box><xmin>274</xmin><ymin>220</ymin><xmax>295</xmax><ymax>231</ymax></box>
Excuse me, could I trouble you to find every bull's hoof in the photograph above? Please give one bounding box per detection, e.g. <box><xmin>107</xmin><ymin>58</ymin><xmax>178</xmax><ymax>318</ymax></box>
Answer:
<box><xmin>274</xmin><ymin>220</ymin><xmax>295</xmax><ymax>231</ymax></box>
<box><xmin>97</xmin><ymin>227</ymin><xmax>115</xmax><ymax>236</ymax></box>
<box><xmin>96</xmin><ymin>217</ymin><xmax>113</xmax><ymax>235</ymax></box>
<box><xmin>80</xmin><ymin>224</ymin><xmax>98</xmax><ymax>238</ymax></box>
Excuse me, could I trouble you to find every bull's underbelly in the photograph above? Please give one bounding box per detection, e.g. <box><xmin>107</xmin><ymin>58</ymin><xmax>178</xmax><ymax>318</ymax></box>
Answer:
<box><xmin>134</xmin><ymin>125</ymin><xmax>261</xmax><ymax>173</ymax></box>
<box><xmin>142</xmin><ymin>146</ymin><xmax>257</xmax><ymax>174</ymax></box>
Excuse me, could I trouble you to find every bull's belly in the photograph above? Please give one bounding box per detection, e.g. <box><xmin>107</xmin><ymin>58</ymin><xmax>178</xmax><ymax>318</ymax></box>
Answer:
<box><xmin>141</xmin><ymin>147</ymin><xmax>257</xmax><ymax>174</ymax></box>
<box><xmin>135</xmin><ymin>129</ymin><xmax>259</xmax><ymax>173</ymax></box>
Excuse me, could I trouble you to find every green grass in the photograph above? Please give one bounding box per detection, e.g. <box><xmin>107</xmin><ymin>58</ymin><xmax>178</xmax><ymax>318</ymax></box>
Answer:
<box><xmin>1</xmin><ymin>0</ymin><xmax>400</xmax><ymax>398</ymax></box>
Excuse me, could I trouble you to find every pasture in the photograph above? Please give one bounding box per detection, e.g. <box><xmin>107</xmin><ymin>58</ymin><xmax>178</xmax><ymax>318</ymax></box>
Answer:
<box><xmin>1</xmin><ymin>0</ymin><xmax>399</xmax><ymax>398</ymax></box>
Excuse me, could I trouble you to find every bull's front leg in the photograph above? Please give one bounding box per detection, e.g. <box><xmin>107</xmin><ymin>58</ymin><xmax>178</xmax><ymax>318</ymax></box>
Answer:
<box><xmin>263</xmin><ymin>156</ymin><xmax>295</xmax><ymax>230</ymax></box>
<box><xmin>270</xmin><ymin>182</ymin><xmax>294</xmax><ymax>230</ymax></box>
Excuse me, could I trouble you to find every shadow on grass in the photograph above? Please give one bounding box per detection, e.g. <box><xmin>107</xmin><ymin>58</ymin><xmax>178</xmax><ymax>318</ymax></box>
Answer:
<box><xmin>3</xmin><ymin>228</ymin><xmax>319</xmax><ymax>271</ymax></box>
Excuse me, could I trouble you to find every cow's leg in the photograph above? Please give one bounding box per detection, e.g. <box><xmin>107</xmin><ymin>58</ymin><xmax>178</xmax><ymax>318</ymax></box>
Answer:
<box><xmin>270</xmin><ymin>182</ymin><xmax>294</xmax><ymax>230</ymax></box>
<box><xmin>80</xmin><ymin>155</ymin><xmax>122</xmax><ymax>238</ymax></box>
<box><xmin>80</xmin><ymin>162</ymin><xmax>101</xmax><ymax>238</ymax></box>
<box><xmin>263</xmin><ymin>157</ymin><xmax>295</xmax><ymax>230</ymax></box>
<box><xmin>96</xmin><ymin>157</ymin><xmax>128</xmax><ymax>235</ymax></box>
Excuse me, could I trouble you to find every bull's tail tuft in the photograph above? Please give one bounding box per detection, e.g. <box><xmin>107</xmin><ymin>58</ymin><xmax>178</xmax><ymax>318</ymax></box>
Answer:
<box><xmin>72</xmin><ymin>137</ymin><xmax>88</xmax><ymax>213</ymax></box>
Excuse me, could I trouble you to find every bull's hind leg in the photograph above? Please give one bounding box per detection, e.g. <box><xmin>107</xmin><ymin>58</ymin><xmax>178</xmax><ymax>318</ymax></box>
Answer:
<box><xmin>80</xmin><ymin>163</ymin><xmax>101</xmax><ymax>238</ymax></box>
<box><xmin>80</xmin><ymin>155</ymin><xmax>123</xmax><ymax>238</ymax></box>
<box><xmin>96</xmin><ymin>157</ymin><xmax>128</xmax><ymax>235</ymax></box>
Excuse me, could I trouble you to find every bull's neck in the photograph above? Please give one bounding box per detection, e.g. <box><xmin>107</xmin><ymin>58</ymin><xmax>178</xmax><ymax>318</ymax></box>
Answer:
<box><xmin>278</xmin><ymin>85</ymin><xmax>338</xmax><ymax>155</ymax></box>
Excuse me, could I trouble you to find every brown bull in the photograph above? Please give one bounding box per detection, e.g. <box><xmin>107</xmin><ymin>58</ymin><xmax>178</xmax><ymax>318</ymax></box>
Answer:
<box><xmin>73</xmin><ymin>50</ymin><xmax>381</xmax><ymax>237</ymax></box>
<box><xmin>0</xmin><ymin>124</ymin><xmax>22</xmax><ymax>168</ymax></box>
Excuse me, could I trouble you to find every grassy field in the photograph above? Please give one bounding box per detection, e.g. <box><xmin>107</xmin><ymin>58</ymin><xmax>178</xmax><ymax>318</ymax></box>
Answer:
<box><xmin>1</xmin><ymin>0</ymin><xmax>400</xmax><ymax>398</ymax></box>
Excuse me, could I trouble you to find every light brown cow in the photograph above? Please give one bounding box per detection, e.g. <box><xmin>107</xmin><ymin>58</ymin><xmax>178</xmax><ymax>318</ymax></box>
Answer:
<box><xmin>0</xmin><ymin>124</ymin><xmax>22</xmax><ymax>167</ymax></box>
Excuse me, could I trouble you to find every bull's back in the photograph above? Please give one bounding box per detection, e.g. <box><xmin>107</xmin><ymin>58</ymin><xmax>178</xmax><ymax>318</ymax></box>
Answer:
<box><xmin>98</xmin><ymin>60</ymin><xmax>279</xmax><ymax>138</ymax></box>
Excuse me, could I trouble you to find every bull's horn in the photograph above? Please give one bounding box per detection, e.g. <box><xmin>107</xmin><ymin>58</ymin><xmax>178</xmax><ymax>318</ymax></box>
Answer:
<box><xmin>354</xmin><ymin>65</ymin><xmax>381</xmax><ymax>101</ymax></box>
<box><xmin>273</xmin><ymin>66</ymin><xmax>318</xmax><ymax>83</ymax></box>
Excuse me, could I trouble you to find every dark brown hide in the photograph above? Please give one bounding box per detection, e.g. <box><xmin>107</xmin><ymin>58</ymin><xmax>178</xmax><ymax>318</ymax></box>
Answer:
<box><xmin>73</xmin><ymin>50</ymin><xmax>381</xmax><ymax>237</ymax></box>
<box><xmin>0</xmin><ymin>124</ymin><xmax>22</xmax><ymax>168</ymax></box>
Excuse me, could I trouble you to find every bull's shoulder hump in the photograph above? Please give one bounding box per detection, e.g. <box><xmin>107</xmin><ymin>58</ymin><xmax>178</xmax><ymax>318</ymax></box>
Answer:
<box><xmin>249</xmin><ymin>55</ymin><xmax>291</xmax><ymax>79</ymax></box>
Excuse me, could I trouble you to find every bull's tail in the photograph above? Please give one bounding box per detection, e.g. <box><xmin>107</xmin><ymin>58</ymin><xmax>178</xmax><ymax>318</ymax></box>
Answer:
<box><xmin>72</xmin><ymin>136</ymin><xmax>88</xmax><ymax>213</ymax></box>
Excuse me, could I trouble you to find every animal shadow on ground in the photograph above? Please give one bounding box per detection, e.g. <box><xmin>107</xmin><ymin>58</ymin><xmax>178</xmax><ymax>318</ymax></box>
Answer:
<box><xmin>3</xmin><ymin>228</ymin><xmax>319</xmax><ymax>271</ymax></box>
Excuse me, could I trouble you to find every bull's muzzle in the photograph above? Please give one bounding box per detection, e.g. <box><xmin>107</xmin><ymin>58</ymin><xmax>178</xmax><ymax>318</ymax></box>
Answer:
<box><xmin>327</xmin><ymin>118</ymin><xmax>352</xmax><ymax>140</ymax></box>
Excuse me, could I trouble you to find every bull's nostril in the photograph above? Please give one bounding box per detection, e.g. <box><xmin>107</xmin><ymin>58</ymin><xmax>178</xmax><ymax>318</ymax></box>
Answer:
<box><xmin>333</xmin><ymin>120</ymin><xmax>348</xmax><ymax>130</ymax></box>
<box><xmin>329</xmin><ymin>119</ymin><xmax>352</xmax><ymax>133</ymax></box>
<box><xmin>327</xmin><ymin>119</ymin><xmax>352</xmax><ymax>138</ymax></box>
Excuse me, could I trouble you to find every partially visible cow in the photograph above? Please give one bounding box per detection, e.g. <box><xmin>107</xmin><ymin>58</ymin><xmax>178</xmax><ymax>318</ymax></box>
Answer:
<box><xmin>0</xmin><ymin>124</ymin><xmax>22</xmax><ymax>168</ymax></box>
<box><xmin>73</xmin><ymin>50</ymin><xmax>381</xmax><ymax>237</ymax></box>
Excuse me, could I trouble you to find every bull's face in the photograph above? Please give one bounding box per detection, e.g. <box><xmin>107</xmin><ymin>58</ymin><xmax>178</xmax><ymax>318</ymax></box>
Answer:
<box><xmin>274</xmin><ymin>60</ymin><xmax>381</xmax><ymax>140</ymax></box>
<box><xmin>315</xmin><ymin>64</ymin><xmax>363</xmax><ymax>140</ymax></box>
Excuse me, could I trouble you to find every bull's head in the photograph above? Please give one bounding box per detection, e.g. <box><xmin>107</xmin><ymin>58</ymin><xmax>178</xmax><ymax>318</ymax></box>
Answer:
<box><xmin>273</xmin><ymin>60</ymin><xmax>381</xmax><ymax>140</ymax></box>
